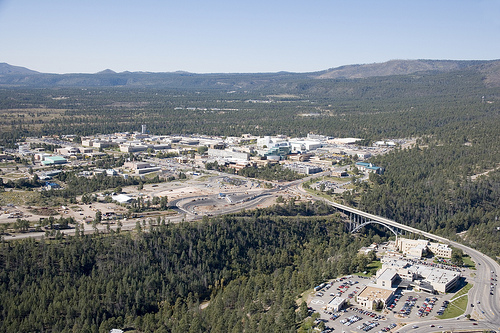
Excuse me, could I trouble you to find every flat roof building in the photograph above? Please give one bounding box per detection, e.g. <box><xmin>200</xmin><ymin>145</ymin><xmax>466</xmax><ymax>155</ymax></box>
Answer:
<box><xmin>357</xmin><ymin>285</ymin><xmax>395</xmax><ymax>310</ymax></box>
<box><xmin>42</xmin><ymin>156</ymin><xmax>68</xmax><ymax>165</ymax></box>
<box><xmin>327</xmin><ymin>297</ymin><xmax>346</xmax><ymax>312</ymax></box>
<box><xmin>381</xmin><ymin>257</ymin><xmax>460</xmax><ymax>293</ymax></box>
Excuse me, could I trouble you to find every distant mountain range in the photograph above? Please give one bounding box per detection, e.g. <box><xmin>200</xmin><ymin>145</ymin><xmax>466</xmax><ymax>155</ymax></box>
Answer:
<box><xmin>1</xmin><ymin>59</ymin><xmax>499</xmax><ymax>88</ymax></box>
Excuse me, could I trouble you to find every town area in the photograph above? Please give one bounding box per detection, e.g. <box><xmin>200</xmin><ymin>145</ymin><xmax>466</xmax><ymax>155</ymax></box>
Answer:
<box><xmin>0</xmin><ymin>130</ymin><xmax>404</xmax><ymax>238</ymax></box>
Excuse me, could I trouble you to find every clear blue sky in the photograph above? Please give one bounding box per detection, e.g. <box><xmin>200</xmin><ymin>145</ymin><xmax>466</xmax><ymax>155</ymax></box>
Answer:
<box><xmin>1</xmin><ymin>0</ymin><xmax>499</xmax><ymax>74</ymax></box>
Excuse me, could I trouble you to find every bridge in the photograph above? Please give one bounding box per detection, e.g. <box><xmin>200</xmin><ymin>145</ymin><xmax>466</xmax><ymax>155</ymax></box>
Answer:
<box><xmin>316</xmin><ymin>197</ymin><xmax>452</xmax><ymax>245</ymax></box>
<box><xmin>289</xmin><ymin>173</ymin><xmax>446</xmax><ymax>242</ymax></box>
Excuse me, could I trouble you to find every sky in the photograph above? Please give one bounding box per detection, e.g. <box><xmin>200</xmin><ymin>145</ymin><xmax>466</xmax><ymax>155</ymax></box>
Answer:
<box><xmin>0</xmin><ymin>0</ymin><xmax>499</xmax><ymax>74</ymax></box>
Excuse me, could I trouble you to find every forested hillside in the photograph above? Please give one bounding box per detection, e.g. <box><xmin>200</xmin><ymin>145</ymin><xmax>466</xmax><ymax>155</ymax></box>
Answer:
<box><xmin>0</xmin><ymin>203</ymin><xmax>378</xmax><ymax>332</ymax></box>
<box><xmin>354</xmin><ymin>117</ymin><xmax>500</xmax><ymax>259</ymax></box>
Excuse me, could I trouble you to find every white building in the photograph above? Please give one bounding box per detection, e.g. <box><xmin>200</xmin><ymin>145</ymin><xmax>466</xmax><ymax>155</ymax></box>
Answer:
<box><xmin>289</xmin><ymin>140</ymin><xmax>322</xmax><ymax>153</ymax></box>
<box><xmin>327</xmin><ymin>297</ymin><xmax>346</xmax><ymax>312</ymax></box>
<box><xmin>397</xmin><ymin>238</ymin><xmax>452</xmax><ymax>259</ymax></box>
<box><xmin>375</xmin><ymin>268</ymin><xmax>399</xmax><ymax>288</ymax></box>
<box><xmin>112</xmin><ymin>194</ymin><xmax>134</xmax><ymax>204</ymax></box>
<box><xmin>207</xmin><ymin>148</ymin><xmax>249</xmax><ymax>161</ymax></box>
<box><xmin>381</xmin><ymin>257</ymin><xmax>460</xmax><ymax>293</ymax></box>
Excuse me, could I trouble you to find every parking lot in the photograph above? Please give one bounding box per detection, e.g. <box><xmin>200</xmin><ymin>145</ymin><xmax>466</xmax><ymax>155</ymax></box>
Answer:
<box><xmin>307</xmin><ymin>275</ymin><xmax>458</xmax><ymax>333</ymax></box>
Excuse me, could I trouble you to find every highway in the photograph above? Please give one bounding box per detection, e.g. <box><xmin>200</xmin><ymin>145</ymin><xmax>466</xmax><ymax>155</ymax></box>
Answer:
<box><xmin>295</xmin><ymin>183</ymin><xmax>500</xmax><ymax>332</ymax></box>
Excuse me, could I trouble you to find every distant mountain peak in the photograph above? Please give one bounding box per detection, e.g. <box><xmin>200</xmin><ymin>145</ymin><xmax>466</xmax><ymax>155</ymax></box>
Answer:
<box><xmin>96</xmin><ymin>69</ymin><xmax>116</xmax><ymax>74</ymax></box>
<box><xmin>0</xmin><ymin>63</ymin><xmax>39</xmax><ymax>75</ymax></box>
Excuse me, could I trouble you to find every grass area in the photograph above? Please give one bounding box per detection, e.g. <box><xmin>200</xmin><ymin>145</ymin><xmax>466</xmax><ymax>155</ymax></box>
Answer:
<box><xmin>196</xmin><ymin>175</ymin><xmax>211</xmax><ymax>182</ymax></box>
<box><xmin>142</xmin><ymin>171</ymin><xmax>162</xmax><ymax>179</ymax></box>
<box><xmin>354</xmin><ymin>259</ymin><xmax>382</xmax><ymax>277</ymax></box>
<box><xmin>437</xmin><ymin>283</ymin><xmax>472</xmax><ymax>319</ymax></box>
<box><xmin>462</xmin><ymin>255</ymin><xmax>476</xmax><ymax>270</ymax></box>
<box><xmin>303</xmin><ymin>186</ymin><xmax>332</xmax><ymax>200</ymax></box>
<box><xmin>0</xmin><ymin>190</ymin><xmax>41</xmax><ymax>206</ymax></box>
<box><xmin>450</xmin><ymin>282</ymin><xmax>472</xmax><ymax>300</ymax></box>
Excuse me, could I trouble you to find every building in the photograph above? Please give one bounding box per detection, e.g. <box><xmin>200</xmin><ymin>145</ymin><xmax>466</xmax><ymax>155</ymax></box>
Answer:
<box><xmin>381</xmin><ymin>257</ymin><xmax>460</xmax><ymax>293</ymax></box>
<box><xmin>93</xmin><ymin>141</ymin><xmax>118</xmax><ymax>149</ymax></box>
<box><xmin>397</xmin><ymin>238</ymin><xmax>452</xmax><ymax>259</ymax></box>
<box><xmin>289</xmin><ymin>139</ymin><xmax>322</xmax><ymax>153</ymax></box>
<box><xmin>375</xmin><ymin>268</ymin><xmax>399</xmax><ymax>288</ymax></box>
<box><xmin>18</xmin><ymin>143</ymin><xmax>30</xmax><ymax>155</ymax></box>
<box><xmin>42</xmin><ymin>156</ymin><xmax>68</xmax><ymax>165</ymax></box>
<box><xmin>355</xmin><ymin>162</ymin><xmax>384</xmax><ymax>174</ymax></box>
<box><xmin>356</xmin><ymin>152</ymin><xmax>372</xmax><ymax>159</ymax></box>
<box><xmin>356</xmin><ymin>285</ymin><xmax>396</xmax><ymax>310</ymax></box>
<box><xmin>288</xmin><ymin>153</ymin><xmax>313</xmax><ymax>162</ymax></box>
<box><xmin>207</xmin><ymin>148</ymin><xmax>249</xmax><ymax>161</ymax></box>
<box><xmin>119</xmin><ymin>144</ymin><xmax>148</xmax><ymax>153</ymax></box>
<box><xmin>332</xmin><ymin>170</ymin><xmax>348</xmax><ymax>177</ymax></box>
<box><xmin>79</xmin><ymin>147</ymin><xmax>94</xmax><ymax>154</ymax></box>
<box><xmin>56</xmin><ymin>147</ymin><xmax>80</xmax><ymax>156</ymax></box>
<box><xmin>327</xmin><ymin>297</ymin><xmax>346</xmax><ymax>312</ymax></box>
<box><xmin>124</xmin><ymin>161</ymin><xmax>160</xmax><ymax>174</ymax></box>
<box><xmin>266</xmin><ymin>142</ymin><xmax>291</xmax><ymax>157</ymax></box>
<box><xmin>327</xmin><ymin>138</ymin><xmax>362</xmax><ymax>145</ymax></box>
<box><xmin>81</xmin><ymin>138</ymin><xmax>94</xmax><ymax>147</ymax></box>
<box><xmin>112</xmin><ymin>194</ymin><xmax>134</xmax><ymax>204</ymax></box>
<box><xmin>35</xmin><ymin>153</ymin><xmax>51</xmax><ymax>161</ymax></box>
<box><xmin>226</xmin><ymin>161</ymin><xmax>252</xmax><ymax>173</ymax></box>
<box><xmin>283</xmin><ymin>163</ymin><xmax>322</xmax><ymax>175</ymax></box>
<box><xmin>428</xmin><ymin>242</ymin><xmax>453</xmax><ymax>258</ymax></box>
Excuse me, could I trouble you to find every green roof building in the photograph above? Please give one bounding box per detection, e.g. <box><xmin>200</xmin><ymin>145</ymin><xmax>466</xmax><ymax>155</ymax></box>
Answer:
<box><xmin>42</xmin><ymin>156</ymin><xmax>68</xmax><ymax>165</ymax></box>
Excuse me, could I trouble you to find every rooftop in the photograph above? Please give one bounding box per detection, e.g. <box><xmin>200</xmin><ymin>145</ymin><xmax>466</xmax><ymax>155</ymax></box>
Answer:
<box><xmin>357</xmin><ymin>285</ymin><xmax>395</xmax><ymax>301</ymax></box>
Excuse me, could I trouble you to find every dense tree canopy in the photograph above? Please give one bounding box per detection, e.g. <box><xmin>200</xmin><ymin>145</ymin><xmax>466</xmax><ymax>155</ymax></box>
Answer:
<box><xmin>0</xmin><ymin>203</ymin><xmax>379</xmax><ymax>332</ymax></box>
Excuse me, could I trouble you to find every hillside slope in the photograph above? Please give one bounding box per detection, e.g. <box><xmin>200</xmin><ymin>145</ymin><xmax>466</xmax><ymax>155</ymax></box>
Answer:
<box><xmin>315</xmin><ymin>59</ymin><xmax>488</xmax><ymax>79</ymax></box>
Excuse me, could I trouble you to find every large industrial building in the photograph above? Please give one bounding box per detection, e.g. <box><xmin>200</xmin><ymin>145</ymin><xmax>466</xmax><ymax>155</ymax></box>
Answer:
<box><xmin>41</xmin><ymin>156</ymin><xmax>68</xmax><ymax>165</ymax></box>
<box><xmin>380</xmin><ymin>258</ymin><xmax>460</xmax><ymax>293</ymax></box>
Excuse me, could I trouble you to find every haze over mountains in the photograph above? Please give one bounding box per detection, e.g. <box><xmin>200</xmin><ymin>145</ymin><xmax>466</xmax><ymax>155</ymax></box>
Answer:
<box><xmin>1</xmin><ymin>59</ymin><xmax>499</xmax><ymax>89</ymax></box>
